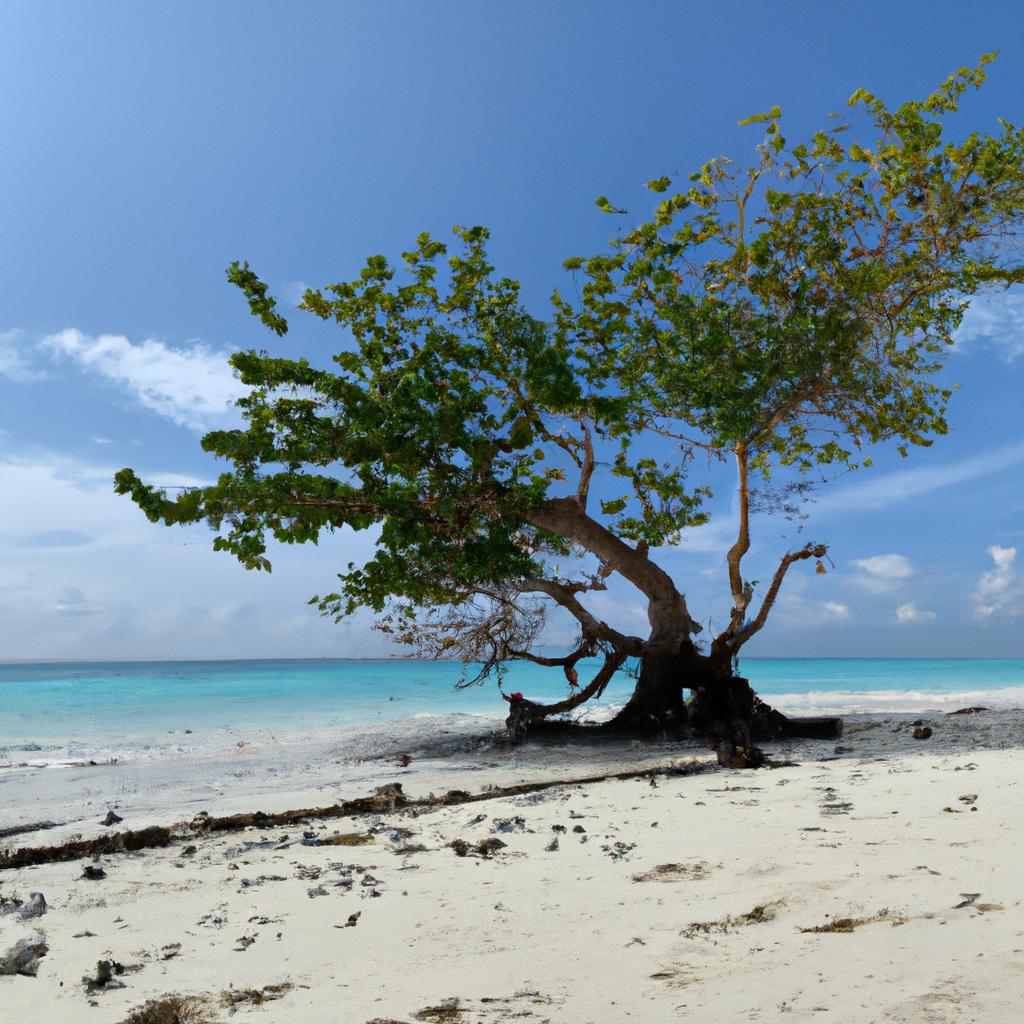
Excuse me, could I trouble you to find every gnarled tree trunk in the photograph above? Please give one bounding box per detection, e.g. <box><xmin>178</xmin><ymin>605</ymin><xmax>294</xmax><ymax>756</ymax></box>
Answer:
<box><xmin>609</xmin><ymin>648</ymin><xmax>764</xmax><ymax>766</ymax></box>
<box><xmin>607</xmin><ymin>650</ymin><xmax>692</xmax><ymax>731</ymax></box>
<box><xmin>687</xmin><ymin>664</ymin><xmax>762</xmax><ymax>768</ymax></box>
<box><xmin>608</xmin><ymin>647</ymin><xmax>842</xmax><ymax>767</ymax></box>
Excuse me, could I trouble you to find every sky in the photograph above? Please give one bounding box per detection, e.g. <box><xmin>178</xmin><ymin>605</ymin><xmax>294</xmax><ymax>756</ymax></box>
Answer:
<box><xmin>1</xmin><ymin>0</ymin><xmax>1023</xmax><ymax>660</ymax></box>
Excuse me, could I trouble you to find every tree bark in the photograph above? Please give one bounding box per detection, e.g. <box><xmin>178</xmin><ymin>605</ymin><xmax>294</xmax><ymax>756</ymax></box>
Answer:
<box><xmin>608</xmin><ymin>650</ymin><xmax>693</xmax><ymax>731</ymax></box>
<box><xmin>689</xmin><ymin>669</ymin><xmax>842</xmax><ymax>765</ymax></box>
<box><xmin>687</xmin><ymin>669</ymin><xmax>761</xmax><ymax>767</ymax></box>
<box><xmin>604</xmin><ymin>650</ymin><xmax>766</xmax><ymax>766</ymax></box>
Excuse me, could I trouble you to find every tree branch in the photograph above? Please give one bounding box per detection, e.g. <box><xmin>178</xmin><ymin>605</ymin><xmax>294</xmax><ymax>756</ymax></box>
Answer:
<box><xmin>728</xmin><ymin>542</ymin><xmax>828</xmax><ymax>651</ymax></box>
<box><xmin>520</xmin><ymin>577</ymin><xmax>643</xmax><ymax>654</ymax></box>
<box><xmin>508</xmin><ymin>648</ymin><xmax>629</xmax><ymax>721</ymax></box>
<box><xmin>525</xmin><ymin>498</ymin><xmax>695</xmax><ymax>642</ymax></box>
<box><xmin>576</xmin><ymin>418</ymin><xmax>596</xmax><ymax>510</ymax></box>
<box><xmin>723</xmin><ymin>443</ymin><xmax>753</xmax><ymax>639</ymax></box>
<box><xmin>508</xmin><ymin>638</ymin><xmax>596</xmax><ymax>688</ymax></box>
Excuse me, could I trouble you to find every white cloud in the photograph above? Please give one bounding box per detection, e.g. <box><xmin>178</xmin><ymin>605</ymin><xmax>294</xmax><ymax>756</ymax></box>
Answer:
<box><xmin>0</xmin><ymin>448</ymin><xmax>209</xmax><ymax>552</ymax></box>
<box><xmin>677</xmin><ymin>515</ymin><xmax>739</xmax><ymax>555</ymax></box>
<box><xmin>773</xmin><ymin>590</ymin><xmax>852</xmax><ymax>626</ymax></box>
<box><xmin>54</xmin><ymin>587</ymin><xmax>105</xmax><ymax>617</ymax></box>
<box><xmin>42</xmin><ymin>328</ymin><xmax>245</xmax><ymax>430</ymax></box>
<box><xmin>0</xmin><ymin>329</ymin><xmax>46</xmax><ymax>383</ymax></box>
<box><xmin>955</xmin><ymin>291</ymin><xmax>1024</xmax><ymax>361</ymax></box>
<box><xmin>896</xmin><ymin>601</ymin><xmax>936</xmax><ymax>624</ymax></box>
<box><xmin>970</xmin><ymin>544</ymin><xmax>1022</xmax><ymax>620</ymax></box>
<box><xmin>851</xmin><ymin>553</ymin><xmax>914</xmax><ymax>579</ymax></box>
<box><xmin>822</xmin><ymin>601</ymin><xmax>851</xmax><ymax>620</ymax></box>
<box><xmin>850</xmin><ymin>553</ymin><xmax>914</xmax><ymax>592</ymax></box>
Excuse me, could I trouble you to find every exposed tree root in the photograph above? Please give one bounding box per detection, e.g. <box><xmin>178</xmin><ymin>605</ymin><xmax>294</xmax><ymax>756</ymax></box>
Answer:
<box><xmin>503</xmin><ymin>707</ymin><xmax>839</xmax><ymax>741</ymax></box>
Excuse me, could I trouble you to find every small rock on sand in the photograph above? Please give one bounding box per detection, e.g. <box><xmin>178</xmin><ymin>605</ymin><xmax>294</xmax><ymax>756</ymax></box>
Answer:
<box><xmin>16</xmin><ymin>893</ymin><xmax>47</xmax><ymax>919</ymax></box>
<box><xmin>0</xmin><ymin>937</ymin><xmax>49</xmax><ymax>977</ymax></box>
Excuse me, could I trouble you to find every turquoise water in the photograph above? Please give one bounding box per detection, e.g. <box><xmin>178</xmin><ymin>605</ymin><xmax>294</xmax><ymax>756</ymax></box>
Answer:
<box><xmin>2</xmin><ymin>657</ymin><xmax>1023</xmax><ymax>749</ymax></box>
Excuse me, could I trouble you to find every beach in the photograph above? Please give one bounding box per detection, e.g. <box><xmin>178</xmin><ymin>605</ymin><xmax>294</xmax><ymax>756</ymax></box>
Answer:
<box><xmin>4</xmin><ymin>3</ymin><xmax>1024</xmax><ymax>1020</ymax></box>
<box><xmin>3</xmin><ymin>709</ymin><xmax>1024</xmax><ymax>1023</ymax></box>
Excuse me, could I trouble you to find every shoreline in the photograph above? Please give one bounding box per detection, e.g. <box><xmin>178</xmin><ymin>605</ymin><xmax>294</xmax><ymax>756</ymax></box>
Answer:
<box><xmin>5</xmin><ymin>654</ymin><xmax>1024</xmax><ymax>664</ymax></box>
<box><xmin>2</xmin><ymin>713</ymin><xmax>1023</xmax><ymax>1022</ymax></box>
<box><xmin>3</xmin><ymin>706</ymin><xmax>1024</xmax><ymax>850</ymax></box>
<box><xmin>3</xmin><ymin>682</ymin><xmax>1024</xmax><ymax>766</ymax></box>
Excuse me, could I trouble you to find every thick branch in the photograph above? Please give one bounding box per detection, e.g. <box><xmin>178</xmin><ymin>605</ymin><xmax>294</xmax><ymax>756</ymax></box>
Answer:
<box><xmin>510</xmin><ymin>648</ymin><xmax>629</xmax><ymax>719</ymax></box>
<box><xmin>576</xmin><ymin>418</ymin><xmax>596</xmax><ymax>510</ymax></box>
<box><xmin>723</xmin><ymin>443</ymin><xmax>752</xmax><ymax>638</ymax></box>
<box><xmin>525</xmin><ymin>499</ymin><xmax>694</xmax><ymax>642</ymax></box>
<box><xmin>728</xmin><ymin>542</ymin><xmax>828</xmax><ymax>651</ymax></box>
<box><xmin>508</xmin><ymin>639</ymin><xmax>595</xmax><ymax>688</ymax></box>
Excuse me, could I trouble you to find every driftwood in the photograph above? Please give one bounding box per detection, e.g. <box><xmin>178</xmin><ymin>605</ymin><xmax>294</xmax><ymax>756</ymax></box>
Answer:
<box><xmin>1</xmin><ymin>760</ymin><xmax>717</xmax><ymax>870</ymax></box>
<box><xmin>0</xmin><ymin>821</ymin><xmax>60</xmax><ymax>841</ymax></box>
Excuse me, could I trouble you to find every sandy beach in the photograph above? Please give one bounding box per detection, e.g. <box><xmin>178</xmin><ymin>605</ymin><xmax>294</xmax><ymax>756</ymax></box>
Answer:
<box><xmin>3</xmin><ymin>711</ymin><xmax>1023</xmax><ymax>1023</ymax></box>
<box><xmin>5</xmin><ymin>3</ymin><xmax>1024</xmax><ymax>1021</ymax></box>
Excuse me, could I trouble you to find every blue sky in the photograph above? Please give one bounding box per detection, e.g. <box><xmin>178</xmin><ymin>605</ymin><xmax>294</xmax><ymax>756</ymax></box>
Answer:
<box><xmin>1</xmin><ymin>1</ymin><xmax>1023</xmax><ymax>660</ymax></box>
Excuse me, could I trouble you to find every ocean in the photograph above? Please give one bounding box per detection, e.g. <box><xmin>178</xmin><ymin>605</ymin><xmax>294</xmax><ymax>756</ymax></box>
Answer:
<box><xmin>2</xmin><ymin>658</ymin><xmax>1023</xmax><ymax>761</ymax></box>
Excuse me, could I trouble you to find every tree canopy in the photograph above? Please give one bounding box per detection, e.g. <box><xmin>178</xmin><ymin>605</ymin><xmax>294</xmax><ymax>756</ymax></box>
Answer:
<box><xmin>116</xmin><ymin>57</ymin><xmax>1024</xmax><ymax>726</ymax></box>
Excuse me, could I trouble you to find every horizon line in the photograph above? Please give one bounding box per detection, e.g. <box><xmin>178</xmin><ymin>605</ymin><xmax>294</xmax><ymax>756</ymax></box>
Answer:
<box><xmin>3</xmin><ymin>655</ymin><xmax>1024</xmax><ymax>666</ymax></box>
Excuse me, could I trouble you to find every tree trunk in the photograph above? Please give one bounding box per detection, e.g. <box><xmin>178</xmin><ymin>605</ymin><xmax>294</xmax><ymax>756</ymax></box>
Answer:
<box><xmin>687</xmin><ymin>669</ymin><xmax>762</xmax><ymax>767</ymax></box>
<box><xmin>611</xmin><ymin>653</ymin><xmax>843</xmax><ymax>767</ymax></box>
<box><xmin>607</xmin><ymin>652</ymin><xmax>767</xmax><ymax>766</ymax></box>
<box><xmin>690</xmin><ymin>668</ymin><xmax>843</xmax><ymax>766</ymax></box>
<box><xmin>607</xmin><ymin>650</ymin><xmax>692</xmax><ymax>731</ymax></box>
<box><xmin>512</xmin><ymin>636</ymin><xmax>842</xmax><ymax>767</ymax></box>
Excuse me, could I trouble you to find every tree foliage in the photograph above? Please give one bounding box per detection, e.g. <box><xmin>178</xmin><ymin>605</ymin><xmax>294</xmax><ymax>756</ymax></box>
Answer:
<box><xmin>117</xmin><ymin>57</ymin><xmax>1024</xmax><ymax>712</ymax></box>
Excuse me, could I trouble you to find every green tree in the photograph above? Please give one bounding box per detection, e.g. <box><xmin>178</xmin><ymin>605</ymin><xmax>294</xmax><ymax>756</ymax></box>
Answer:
<box><xmin>117</xmin><ymin>58</ymin><xmax>1024</xmax><ymax>764</ymax></box>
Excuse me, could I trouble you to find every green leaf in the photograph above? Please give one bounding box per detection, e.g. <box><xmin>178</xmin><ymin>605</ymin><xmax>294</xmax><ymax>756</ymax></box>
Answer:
<box><xmin>595</xmin><ymin>195</ymin><xmax>626</xmax><ymax>214</ymax></box>
<box><xmin>738</xmin><ymin>105</ymin><xmax>781</xmax><ymax>127</ymax></box>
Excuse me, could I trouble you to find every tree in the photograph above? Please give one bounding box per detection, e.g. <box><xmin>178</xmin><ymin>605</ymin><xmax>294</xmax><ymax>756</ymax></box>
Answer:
<box><xmin>117</xmin><ymin>58</ymin><xmax>1024</xmax><ymax>765</ymax></box>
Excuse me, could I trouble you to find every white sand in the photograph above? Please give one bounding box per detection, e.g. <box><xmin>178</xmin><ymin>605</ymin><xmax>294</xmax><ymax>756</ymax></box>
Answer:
<box><xmin>3</xmin><ymin>712</ymin><xmax>1024</xmax><ymax>1022</ymax></box>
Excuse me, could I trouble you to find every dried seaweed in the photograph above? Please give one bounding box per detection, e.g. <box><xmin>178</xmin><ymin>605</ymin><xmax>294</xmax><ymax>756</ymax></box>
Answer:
<box><xmin>118</xmin><ymin>995</ymin><xmax>211</xmax><ymax>1024</ymax></box>
<box><xmin>799</xmin><ymin>909</ymin><xmax>906</xmax><ymax>933</ymax></box>
<box><xmin>2</xmin><ymin>761</ymin><xmax>713</xmax><ymax>870</ymax></box>
<box><xmin>220</xmin><ymin>982</ymin><xmax>293</xmax><ymax>1008</ymax></box>
<box><xmin>683</xmin><ymin>900</ymin><xmax>783</xmax><ymax>937</ymax></box>
<box><xmin>1</xmin><ymin>826</ymin><xmax>171</xmax><ymax>870</ymax></box>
